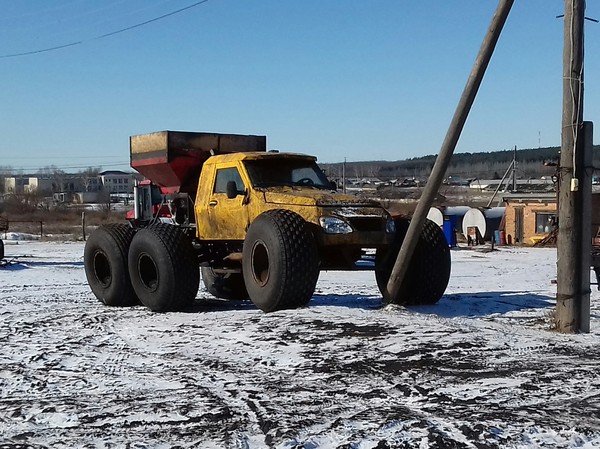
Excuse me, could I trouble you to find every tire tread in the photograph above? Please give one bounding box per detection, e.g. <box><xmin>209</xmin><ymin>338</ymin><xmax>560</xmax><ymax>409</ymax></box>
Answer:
<box><xmin>128</xmin><ymin>224</ymin><xmax>199</xmax><ymax>311</ymax></box>
<box><xmin>84</xmin><ymin>223</ymin><xmax>137</xmax><ymax>306</ymax></box>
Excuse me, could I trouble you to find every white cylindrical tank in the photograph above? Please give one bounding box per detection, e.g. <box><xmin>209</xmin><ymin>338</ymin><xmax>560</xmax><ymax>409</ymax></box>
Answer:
<box><xmin>462</xmin><ymin>207</ymin><xmax>505</xmax><ymax>241</ymax></box>
<box><xmin>444</xmin><ymin>206</ymin><xmax>471</xmax><ymax>218</ymax></box>
<box><xmin>427</xmin><ymin>206</ymin><xmax>470</xmax><ymax>230</ymax></box>
<box><xmin>462</xmin><ymin>208</ymin><xmax>486</xmax><ymax>240</ymax></box>
<box><xmin>427</xmin><ymin>207</ymin><xmax>444</xmax><ymax>227</ymax></box>
<box><xmin>484</xmin><ymin>207</ymin><xmax>505</xmax><ymax>241</ymax></box>
<box><xmin>444</xmin><ymin>206</ymin><xmax>470</xmax><ymax>235</ymax></box>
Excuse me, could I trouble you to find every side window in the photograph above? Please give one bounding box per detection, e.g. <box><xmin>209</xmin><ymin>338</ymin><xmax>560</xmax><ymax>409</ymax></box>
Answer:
<box><xmin>214</xmin><ymin>167</ymin><xmax>244</xmax><ymax>194</ymax></box>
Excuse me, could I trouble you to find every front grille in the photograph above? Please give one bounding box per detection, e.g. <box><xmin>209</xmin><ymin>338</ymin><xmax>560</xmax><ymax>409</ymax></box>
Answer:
<box><xmin>347</xmin><ymin>217</ymin><xmax>384</xmax><ymax>232</ymax></box>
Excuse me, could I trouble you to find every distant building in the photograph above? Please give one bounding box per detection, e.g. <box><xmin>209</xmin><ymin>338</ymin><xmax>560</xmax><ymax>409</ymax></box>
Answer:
<box><xmin>502</xmin><ymin>192</ymin><xmax>600</xmax><ymax>245</ymax></box>
<box><xmin>470</xmin><ymin>178</ymin><xmax>554</xmax><ymax>191</ymax></box>
<box><xmin>502</xmin><ymin>193</ymin><xmax>557</xmax><ymax>245</ymax></box>
<box><xmin>98</xmin><ymin>170</ymin><xmax>136</xmax><ymax>194</ymax></box>
<box><xmin>4</xmin><ymin>175</ymin><xmax>60</xmax><ymax>195</ymax></box>
<box><xmin>3</xmin><ymin>170</ymin><xmax>138</xmax><ymax>201</ymax></box>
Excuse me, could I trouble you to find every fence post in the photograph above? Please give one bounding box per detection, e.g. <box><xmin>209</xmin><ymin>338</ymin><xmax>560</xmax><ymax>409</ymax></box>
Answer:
<box><xmin>82</xmin><ymin>212</ymin><xmax>86</xmax><ymax>241</ymax></box>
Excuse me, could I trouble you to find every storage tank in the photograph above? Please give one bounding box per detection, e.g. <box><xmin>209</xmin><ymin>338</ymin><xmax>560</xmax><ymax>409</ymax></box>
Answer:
<box><xmin>426</xmin><ymin>207</ymin><xmax>444</xmax><ymax>227</ymax></box>
<box><xmin>461</xmin><ymin>207</ymin><xmax>505</xmax><ymax>241</ymax></box>
<box><xmin>427</xmin><ymin>206</ymin><xmax>470</xmax><ymax>229</ymax></box>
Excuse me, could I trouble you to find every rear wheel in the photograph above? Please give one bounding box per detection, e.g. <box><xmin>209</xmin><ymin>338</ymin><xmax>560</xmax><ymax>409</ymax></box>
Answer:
<box><xmin>201</xmin><ymin>267</ymin><xmax>248</xmax><ymax>300</ymax></box>
<box><xmin>242</xmin><ymin>210</ymin><xmax>319</xmax><ymax>312</ymax></box>
<box><xmin>376</xmin><ymin>217</ymin><xmax>450</xmax><ymax>305</ymax></box>
<box><xmin>84</xmin><ymin>224</ymin><xmax>137</xmax><ymax>306</ymax></box>
<box><xmin>128</xmin><ymin>224</ymin><xmax>199</xmax><ymax>312</ymax></box>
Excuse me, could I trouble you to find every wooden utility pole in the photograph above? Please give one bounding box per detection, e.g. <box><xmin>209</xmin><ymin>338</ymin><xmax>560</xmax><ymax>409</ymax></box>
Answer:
<box><xmin>512</xmin><ymin>145</ymin><xmax>517</xmax><ymax>191</ymax></box>
<box><xmin>342</xmin><ymin>158</ymin><xmax>347</xmax><ymax>194</ymax></box>
<box><xmin>384</xmin><ymin>0</ymin><xmax>514</xmax><ymax>302</ymax></box>
<box><xmin>556</xmin><ymin>0</ymin><xmax>591</xmax><ymax>333</ymax></box>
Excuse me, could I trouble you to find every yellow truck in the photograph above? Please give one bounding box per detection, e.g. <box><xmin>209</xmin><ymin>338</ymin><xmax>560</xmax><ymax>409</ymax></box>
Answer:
<box><xmin>84</xmin><ymin>131</ymin><xmax>450</xmax><ymax>312</ymax></box>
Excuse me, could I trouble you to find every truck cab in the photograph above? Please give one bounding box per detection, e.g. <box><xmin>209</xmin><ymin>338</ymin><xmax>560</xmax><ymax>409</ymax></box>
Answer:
<box><xmin>195</xmin><ymin>151</ymin><xmax>395</xmax><ymax>270</ymax></box>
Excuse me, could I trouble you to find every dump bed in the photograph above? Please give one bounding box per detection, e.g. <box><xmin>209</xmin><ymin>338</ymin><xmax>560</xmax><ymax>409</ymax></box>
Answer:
<box><xmin>130</xmin><ymin>131</ymin><xmax>266</xmax><ymax>195</ymax></box>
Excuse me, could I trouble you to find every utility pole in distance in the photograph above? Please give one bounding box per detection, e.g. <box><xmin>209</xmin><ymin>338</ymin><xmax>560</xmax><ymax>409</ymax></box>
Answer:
<box><xmin>512</xmin><ymin>145</ymin><xmax>517</xmax><ymax>192</ymax></box>
<box><xmin>556</xmin><ymin>0</ymin><xmax>591</xmax><ymax>333</ymax></box>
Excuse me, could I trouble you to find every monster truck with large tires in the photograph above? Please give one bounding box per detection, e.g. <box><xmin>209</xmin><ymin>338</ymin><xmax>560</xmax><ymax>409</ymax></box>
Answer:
<box><xmin>84</xmin><ymin>131</ymin><xmax>450</xmax><ymax>312</ymax></box>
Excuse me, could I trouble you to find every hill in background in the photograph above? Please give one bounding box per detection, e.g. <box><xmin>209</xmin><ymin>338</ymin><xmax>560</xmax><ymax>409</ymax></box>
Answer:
<box><xmin>321</xmin><ymin>145</ymin><xmax>600</xmax><ymax>182</ymax></box>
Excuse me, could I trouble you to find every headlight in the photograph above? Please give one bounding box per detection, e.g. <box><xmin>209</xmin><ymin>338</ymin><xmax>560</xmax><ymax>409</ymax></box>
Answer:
<box><xmin>386</xmin><ymin>217</ymin><xmax>396</xmax><ymax>234</ymax></box>
<box><xmin>319</xmin><ymin>216</ymin><xmax>353</xmax><ymax>234</ymax></box>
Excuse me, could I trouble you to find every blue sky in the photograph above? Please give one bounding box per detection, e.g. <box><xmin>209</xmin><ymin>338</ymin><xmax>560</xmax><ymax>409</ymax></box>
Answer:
<box><xmin>1</xmin><ymin>0</ymin><xmax>598</xmax><ymax>172</ymax></box>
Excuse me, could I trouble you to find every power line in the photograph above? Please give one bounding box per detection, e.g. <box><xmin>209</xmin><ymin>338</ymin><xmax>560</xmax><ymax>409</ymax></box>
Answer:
<box><xmin>1</xmin><ymin>41</ymin><xmax>83</xmax><ymax>58</ymax></box>
<box><xmin>3</xmin><ymin>155</ymin><xmax>129</xmax><ymax>160</ymax></box>
<box><xmin>1</xmin><ymin>161</ymin><xmax>132</xmax><ymax>172</ymax></box>
<box><xmin>94</xmin><ymin>0</ymin><xmax>209</xmax><ymax>40</ymax></box>
<box><xmin>0</xmin><ymin>0</ymin><xmax>209</xmax><ymax>59</ymax></box>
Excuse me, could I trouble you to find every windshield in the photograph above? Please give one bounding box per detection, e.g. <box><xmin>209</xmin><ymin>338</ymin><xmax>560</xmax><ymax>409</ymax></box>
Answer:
<box><xmin>245</xmin><ymin>158</ymin><xmax>333</xmax><ymax>189</ymax></box>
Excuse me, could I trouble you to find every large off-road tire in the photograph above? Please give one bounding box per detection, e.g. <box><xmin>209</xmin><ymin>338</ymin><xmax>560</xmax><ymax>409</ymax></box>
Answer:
<box><xmin>376</xmin><ymin>217</ymin><xmax>450</xmax><ymax>305</ymax></box>
<box><xmin>84</xmin><ymin>224</ymin><xmax>138</xmax><ymax>307</ymax></box>
<box><xmin>201</xmin><ymin>267</ymin><xmax>249</xmax><ymax>300</ymax></box>
<box><xmin>128</xmin><ymin>223</ymin><xmax>199</xmax><ymax>312</ymax></box>
<box><xmin>242</xmin><ymin>210</ymin><xmax>319</xmax><ymax>312</ymax></box>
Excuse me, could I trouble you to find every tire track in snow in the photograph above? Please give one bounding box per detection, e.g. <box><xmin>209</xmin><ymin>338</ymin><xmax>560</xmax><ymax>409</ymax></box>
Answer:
<box><xmin>2</xmin><ymin>242</ymin><xmax>600</xmax><ymax>448</ymax></box>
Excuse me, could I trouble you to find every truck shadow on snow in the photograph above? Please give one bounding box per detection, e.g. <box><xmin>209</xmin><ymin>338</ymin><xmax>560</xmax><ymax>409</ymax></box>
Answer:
<box><xmin>311</xmin><ymin>291</ymin><xmax>554</xmax><ymax>317</ymax></box>
<box><xmin>0</xmin><ymin>260</ymin><xmax>84</xmax><ymax>270</ymax></box>
<box><xmin>191</xmin><ymin>290</ymin><xmax>554</xmax><ymax>318</ymax></box>
<box><xmin>411</xmin><ymin>291</ymin><xmax>555</xmax><ymax>318</ymax></box>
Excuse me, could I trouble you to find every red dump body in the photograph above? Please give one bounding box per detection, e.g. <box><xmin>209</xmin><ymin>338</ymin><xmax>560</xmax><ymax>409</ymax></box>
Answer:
<box><xmin>130</xmin><ymin>131</ymin><xmax>267</xmax><ymax>197</ymax></box>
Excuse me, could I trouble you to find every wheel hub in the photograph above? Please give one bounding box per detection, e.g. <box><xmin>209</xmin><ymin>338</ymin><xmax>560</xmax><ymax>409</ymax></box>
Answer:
<box><xmin>93</xmin><ymin>251</ymin><xmax>111</xmax><ymax>287</ymax></box>
<box><xmin>251</xmin><ymin>240</ymin><xmax>270</xmax><ymax>287</ymax></box>
<box><xmin>138</xmin><ymin>253</ymin><xmax>159</xmax><ymax>291</ymax></box>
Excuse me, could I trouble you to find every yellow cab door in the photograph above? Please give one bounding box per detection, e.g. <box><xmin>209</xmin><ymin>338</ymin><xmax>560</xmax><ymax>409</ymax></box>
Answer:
<box><xmin>198</xmin><ymin>163</ymin><xmax>249</xmax><ymax>240</ymax></box>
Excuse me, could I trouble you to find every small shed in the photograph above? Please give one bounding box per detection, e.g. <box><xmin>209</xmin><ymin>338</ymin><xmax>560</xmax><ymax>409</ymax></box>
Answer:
<box><xmin>502</xmin><ymin>193</ymin><xmax>557</xmax><ymax>245</ymax></box>
<box><xmin>503</xmin><ymin>192</ymin><xmax>600</xmax><ymax>245</ymax></box>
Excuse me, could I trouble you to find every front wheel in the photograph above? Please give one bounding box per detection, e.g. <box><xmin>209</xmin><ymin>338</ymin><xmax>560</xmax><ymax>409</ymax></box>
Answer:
<box><xmin>128</xmin><ymin>224</ymin><xmax>199</xmax><ymax>312</ymax></box>
<box><xmin>376</xmin><ymin>217</ymin><xmax>450</xmax><ymax>305</ymax></box>
<box><xmin>242</xmin><ymin>210</ymin><xmax>319</xmax><ymax>312</ymax></box>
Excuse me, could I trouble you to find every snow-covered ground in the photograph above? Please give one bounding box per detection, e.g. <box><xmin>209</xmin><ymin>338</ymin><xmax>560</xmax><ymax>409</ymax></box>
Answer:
<box><xmin>1</xmin><ymin>238</ymin><xmax>600</xmax><ymax>449</ymax></box>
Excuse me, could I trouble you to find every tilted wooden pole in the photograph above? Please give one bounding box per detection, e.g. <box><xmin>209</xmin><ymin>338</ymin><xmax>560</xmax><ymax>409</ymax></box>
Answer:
<box><xmin>556</xmin><ymin>0</ymin><xmax>590</xmax><ymax>333</ymax></box>
<box><xmin>384</xmin><ymin>0</ymin><xmax>514</xmax><ymax>303</ymax></box>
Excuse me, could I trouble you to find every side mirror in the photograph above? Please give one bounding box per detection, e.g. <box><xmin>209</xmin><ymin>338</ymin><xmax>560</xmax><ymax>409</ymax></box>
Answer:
<box><xmin>330</xmin><ymin>181</ymin><xmax>338</xmax><ymax>191</ymax></box>
<box><xmin>226</xmin><ymin>181</ymin><xmax>239</xmax><ymax>199</ymax></box>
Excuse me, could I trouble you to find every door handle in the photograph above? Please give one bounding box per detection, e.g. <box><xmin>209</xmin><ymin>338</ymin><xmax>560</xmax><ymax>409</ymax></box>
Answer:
<box><xmin>209</xmin><ymin>200</ymin><xmax>218</xmax><ymax>207</ymax></box>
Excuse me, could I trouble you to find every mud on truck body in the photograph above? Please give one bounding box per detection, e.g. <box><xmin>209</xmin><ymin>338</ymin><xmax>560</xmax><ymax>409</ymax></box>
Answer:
<box><xmin>84</xmin><ymin>131</ymin><xmax>451</xmax><ymax>312</ymax></box>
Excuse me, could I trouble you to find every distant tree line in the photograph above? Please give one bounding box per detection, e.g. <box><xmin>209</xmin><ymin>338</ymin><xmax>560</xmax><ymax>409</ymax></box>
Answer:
<box><xmin>321</xmin><ymin>146</ymin><xmax>600</xmax><ymax>182</ymax></box>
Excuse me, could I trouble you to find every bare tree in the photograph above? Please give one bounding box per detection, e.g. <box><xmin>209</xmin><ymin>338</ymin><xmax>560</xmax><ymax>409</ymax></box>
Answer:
<box><xmin>38</xmin><ymin>165</ymin><xmax>67</xmax><ymax>193</ymax></box>
<box><xmin>80</xmin><ymin>166</ymin><xmax>101</xmax><ymax>192</ymax></box>
<box><xmin>98</xmin><ymin>190</ymin><xmax>113</xmax><ymax>214</ymax></box>
<box><xmin>0</xmin><ymin>165</ymin><xmax>13</xmax><ymax>194</ymax></box>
